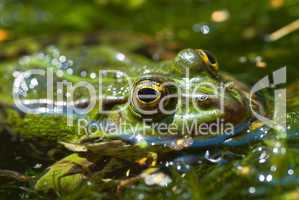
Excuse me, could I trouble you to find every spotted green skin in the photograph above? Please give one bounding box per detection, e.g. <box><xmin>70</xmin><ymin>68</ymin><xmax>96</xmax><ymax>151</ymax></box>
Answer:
<box><xmin>0</xmin><ymin>45</ymin><xmax>253</xmax><ymax>193</ymax></box>
<box><xmin>2</xmin><ymin>47</ymin><xmax>249</xmax><ymax>141</ymax></box>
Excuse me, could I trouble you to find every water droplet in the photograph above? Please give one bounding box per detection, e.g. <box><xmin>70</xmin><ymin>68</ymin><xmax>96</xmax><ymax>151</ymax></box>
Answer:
<box><xmin>137</xmin><ymin>193</ymin><xmax>145</xmax><ymax>200</ymax></box>
<box><xmin>66</xmin><ymin>68</ymin><xmax>73</xmax><ymax>75</ymax></box>
<box><xmin>239</xmin><ymin>56</ymin><xmax>247</xmax><ymax>63</ymax></box>
<box><xmin>116</xmin><ymin>71</ymin><xmax>124</xmax><ymax>78</ymax></box>
<box><xmin>270</xmin><ymin>165</ymin><xmax>277</xmax><ymax>172</ymax></box>
<box><xmin>192</xmin><ymin>24</ymin><xmax>210</xmax><ymax>34</ymax></box>
<box><xmin>80</xmin><ymin>70</ymin><xmax>87</xmax><ymax>77</ymax></box>
<box><xmin>59</xmin><ymin>56</ymin><xmax>66</xmax><ymax>63</ymax></box>
<box><xmin>249</xmin><ymin>187</ymin><xmax>256</xmax><ymax>194</ymax></box>
<box><xmin>29</xmin><ymin>78</ymin><xmax>38</xmax><ymax>89</ymax></box>
<box><xmin>200</xmin><ymin>25</ymin><xmax>210</xmax><ymax>34</ymax></box>
<box><xmin>288</xmin><ymin>169</ymin><xmax>294</xmax><ymax>175</ymax></box>
<box><xmin>51</xmin><ymin>58</ymin><xmax>59</xmax><ymax>66</ymax></box>
<box><xmin>34</xmin><ymin>163</ymin><xmax>42</xmax><ymax>169</ymax></box>
<box><xmin>135</xmin><ymin>134</ymin><xmax>144</xmax><ymax>142</ymax></box>
<box><xmin>87</xmin><ymin>181</ymin><xmax>92</xmax><ymax>186</ymax></box>
<box><xmin>204</xmin><ymin>150</ymin><xmax>222</xmax><ymax>163</ymax></box>
<box><xmin>143</xmin><ymin>172</ymin><xmax>172</xmax><ymax>187</ymax></box>
<box><xmin>116</xmin><ymin>53</ymin><xmax>126</xmax><ymax>61</ymax></box>
<box><xmin>56</xmin><ymin>70</ymin><xmax>64</xmax><ymax>77</ymax></box>
<box><xmin>90</xmin><ymin>72</ymin><xmax>96</xmax><ymax>79</ymax></box>
<box><xmin>258</xmin><ymin>174</ymin><xmax>265</xmax><ymax>182</ymax></box>
<box><xmin>65</xmin><ymin>92</ymin><xmax>71</xmax><ymax>98</ymax></box>
<box><xmin>143</xmin><ymin>69</ymin><xmax>151</xmax><ymax>74</ymax></box>
<box><xmin>266</xmin><ymin>174</ymin><xmax>272</xmax><ymax>182</ymax></box>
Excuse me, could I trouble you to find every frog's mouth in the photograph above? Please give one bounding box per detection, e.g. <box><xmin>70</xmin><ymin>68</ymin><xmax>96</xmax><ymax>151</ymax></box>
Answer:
<box><xmin>109</xmin><ymin>117</ymin><xmax>261</xmax><ymax>151</ymax></box>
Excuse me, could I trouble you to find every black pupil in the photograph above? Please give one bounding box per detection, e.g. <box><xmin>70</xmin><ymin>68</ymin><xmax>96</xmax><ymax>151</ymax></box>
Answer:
<box><xmin>138</xmin><ymin>88</ymin><xmax>159</xmax><ymax>103</ymax></box>
<box><xmin>204</xmin><ymin>50</ymin><xmax>216</xmax><ymax>64</ymax></box>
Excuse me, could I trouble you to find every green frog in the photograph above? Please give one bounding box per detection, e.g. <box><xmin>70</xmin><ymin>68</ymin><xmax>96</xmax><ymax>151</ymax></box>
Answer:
<box><xmin>0</xmin><ymin>45</ymin><xmax>263</xmax><ymax>195</ymax></box>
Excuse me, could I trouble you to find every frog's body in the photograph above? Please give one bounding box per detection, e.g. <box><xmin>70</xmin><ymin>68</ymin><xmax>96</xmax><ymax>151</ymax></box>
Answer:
<box><xmin>0</xmin><ymin>44</ymin><xmax>262</xmax><ymax>194</ymax></box>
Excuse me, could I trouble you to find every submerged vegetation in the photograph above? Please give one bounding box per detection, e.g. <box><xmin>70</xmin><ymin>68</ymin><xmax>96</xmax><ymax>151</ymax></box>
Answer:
<box><xmin>1</xmin><ymin>0</ymin><xmax>299</xmax><ymax>199</ymax></box>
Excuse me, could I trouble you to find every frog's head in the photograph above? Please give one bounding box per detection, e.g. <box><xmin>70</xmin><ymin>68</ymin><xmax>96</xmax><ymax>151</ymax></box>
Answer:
<box><xmin>107</xmin><ymin>49</ymin><xmax>251</xmax><ymax>138</ymax></box>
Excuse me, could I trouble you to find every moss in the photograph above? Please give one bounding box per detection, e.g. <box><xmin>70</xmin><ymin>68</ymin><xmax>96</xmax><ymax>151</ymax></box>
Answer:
<box><xmin>5</xmin><ymin>109</ymin><xmax>82</xmax><ymax>143</ymax></box>
<box><xmin>35</xmin><ymin>154</ymin><xmax>92</xmax><ymax>194</ymax></box>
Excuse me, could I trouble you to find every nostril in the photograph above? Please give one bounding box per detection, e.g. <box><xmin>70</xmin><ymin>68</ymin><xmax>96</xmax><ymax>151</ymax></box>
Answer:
<box><xmin>137</xmin><ymin>88</ymin><xmax>160</xmax><ymax>103</ymax></box>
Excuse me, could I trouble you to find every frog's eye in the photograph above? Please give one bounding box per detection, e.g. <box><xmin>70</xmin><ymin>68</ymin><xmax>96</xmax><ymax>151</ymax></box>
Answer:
<box><xmin>130</xmin><ymin>75</ymin><xmax>177</xmax><ymax>119</ymax></box>
<box><xmin>196</xmin><ymin>49</ymin><xmax>219</xmax><ymax>72</ymax></box>
<box><xmin>131</xmin><ymin>80</ymin><xmax>165</xmax><ymax>115</ymax></box>
<box><xmin>135</xmin><ymin>81</ymin><xmax>163</xmax><ymax>106</ymax></box>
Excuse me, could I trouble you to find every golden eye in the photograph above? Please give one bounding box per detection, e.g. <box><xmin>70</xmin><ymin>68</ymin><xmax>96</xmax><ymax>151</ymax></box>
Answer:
<box><xmin>196</xmin><ymin>49</ymin><xmax>219</xmax><ymax>72</ymax></box>
<box><xmin>130</xmin><ymin>74</ymin><xmax>177</xmax><ymax>119</ymax></box>
<box><xmin>134</xmin><ymin>80</ymin><xmax>163</xmax><ymax>108</ymax></box>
